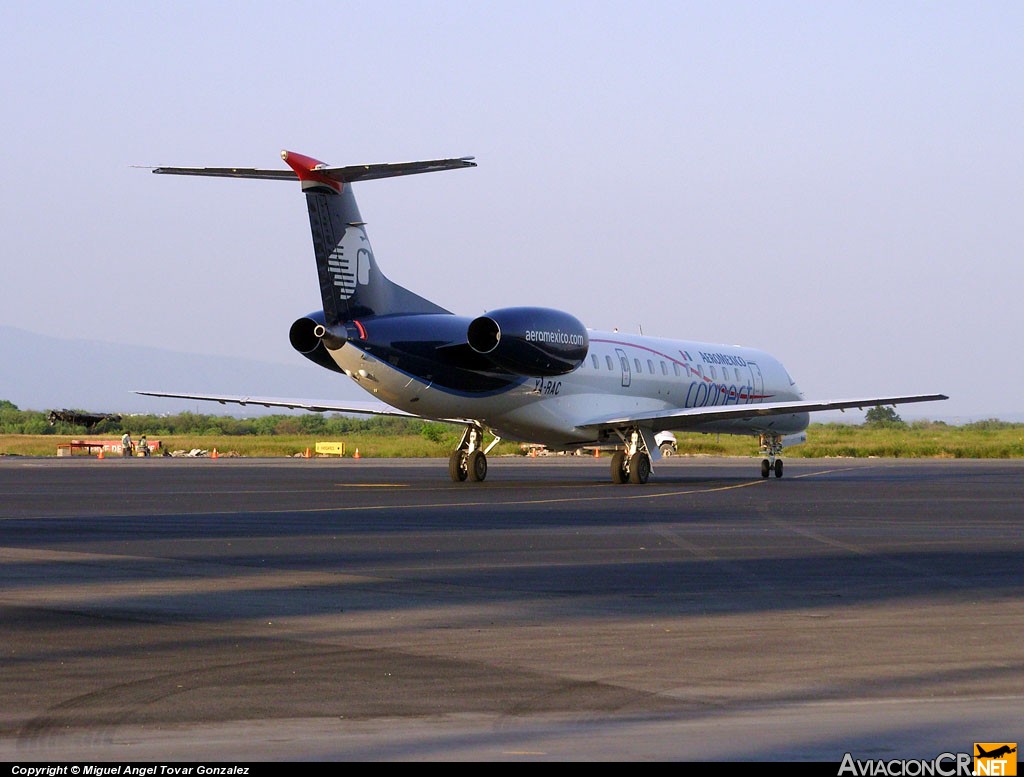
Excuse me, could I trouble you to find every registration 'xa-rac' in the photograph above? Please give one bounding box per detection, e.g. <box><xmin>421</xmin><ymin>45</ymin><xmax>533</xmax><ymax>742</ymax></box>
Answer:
<box><xmin>138</xmin><ymin>151</ymin><xmax>947</xmax><ymax>483</ymax></box>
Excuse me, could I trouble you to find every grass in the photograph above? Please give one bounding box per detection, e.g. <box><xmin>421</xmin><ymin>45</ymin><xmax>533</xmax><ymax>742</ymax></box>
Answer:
<box><xmin>0</xmin><ymin>433</ymin><xmax>522</xmax><ymax>458</ymax></box>
<box><xmin>3</xmin><ymin>422</ymin><xmax>1024</xmax><ymax>458</ymax></box>
<box><xmin>673</xmin><ymin>422</ymin><xmax>1024</xmax><ymax>459</ymax></box>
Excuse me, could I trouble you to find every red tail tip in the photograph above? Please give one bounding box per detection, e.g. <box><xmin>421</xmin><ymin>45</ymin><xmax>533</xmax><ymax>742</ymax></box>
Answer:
<box><xmin>281</xmin><ymin>150</ymin><xmax>341</xmax><ymax>192</ymax></box>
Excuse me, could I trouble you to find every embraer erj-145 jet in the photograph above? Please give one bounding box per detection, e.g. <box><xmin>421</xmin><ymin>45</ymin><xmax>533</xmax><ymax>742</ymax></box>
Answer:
<box><xmin>139</xmin><ymin>151</ymin><xmax>946</xmax><ymax>483</ymax></box>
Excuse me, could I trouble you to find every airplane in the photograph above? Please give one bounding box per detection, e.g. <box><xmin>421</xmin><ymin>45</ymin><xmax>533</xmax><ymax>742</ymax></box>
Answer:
<box><xmin>138</xmin><ymin>150</ymin><xmax>947</xmax><ymax>483</ymax></box>
<box><xmin>47</xmin><ymin>409</ymin><xmax>123</xmax><ymax>430</ymax></box>
<box><xmin>976</xmin><ymin>745</ymin><xmax>1017</xmax><ymax>759</ymax></box>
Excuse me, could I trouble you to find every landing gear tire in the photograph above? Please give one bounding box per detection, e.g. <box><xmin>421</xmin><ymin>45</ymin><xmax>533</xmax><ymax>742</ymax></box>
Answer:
<box><xmin>467</xmin><ymin>450</ymin><xmax>488</xmax><ymax>482</ymax></box>
<box><xmin>628</xmin><ymin>452</ymin><xmax>651</xmax><ymax>484</ymax></box>
<box><xmin>611</xmin><ymin>451</ymin><xmax>628</xmax><ymax>484</ymax></box>
<box><xmin>774</xmin><ymin>459</ymin><xmax>783</xmax><ymax>479</ymax></box>
<box><xmin>449</xmin><ymin>450</ymin><xmax>467</xmax><ymax>482</ymax></box>
<box><xmin>659</xmin><ymin>443</ymin><xmax>675</xmax><ymax>458</ymax></box>
<box><xmin>761</xmin><ymin>459</ymin><xmax>771</xmax><ymax>478</ymax></box>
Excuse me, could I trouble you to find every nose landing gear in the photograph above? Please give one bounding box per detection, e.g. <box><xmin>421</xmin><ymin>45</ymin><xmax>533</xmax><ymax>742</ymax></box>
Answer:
<box><xmin>759</xmin><ymin>433</ymin><xmax>784</xmax><ymax>478</ymax></box>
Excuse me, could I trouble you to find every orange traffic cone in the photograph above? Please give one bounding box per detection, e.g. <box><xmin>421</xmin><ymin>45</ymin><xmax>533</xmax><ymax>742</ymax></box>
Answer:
<box><xmin>353</xmin><ymin>448</ymin><xmax>361</xmax><ymax>459</ymax></box>
<box><xmin>97</xmin><ymin>449</ymin><xmax>104</xmax><ymax>460</ymax></box>
<box><xmin>593</xmin><ymin>447</ymin><xmax>600</xmax><ymax>458</ymax></box>
<box><xmin>305</xmin><ymin>447</ymin><xmax>311</xmax><ymax>458</ymax></box>
<box><xmin>211</xmin><ymin>448</ymin><xmax>219</xmax><ymax>459</ymax></box>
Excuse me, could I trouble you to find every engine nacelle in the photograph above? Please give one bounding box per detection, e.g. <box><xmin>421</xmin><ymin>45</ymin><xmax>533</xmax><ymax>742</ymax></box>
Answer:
<box><xmin>467</xmin><ymin>306</ymin><xmax>588</xmax><ymax>376</ymax></box>
<box><xmin>289</xmin><ymin>313</ymin><xmax>345</xmax><ymax>374</ymax></box>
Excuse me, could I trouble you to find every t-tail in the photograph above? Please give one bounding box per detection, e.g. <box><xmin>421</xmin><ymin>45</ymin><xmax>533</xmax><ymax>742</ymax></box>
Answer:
<box><xmin>151</xmin><ymin>150</ymin><xmax>476</xmax><ymax>326</ymax></box>
<box><xmin>280</xmin><ymin>150</ymin><xmax>463</xmax><ymax>324</ymax></box>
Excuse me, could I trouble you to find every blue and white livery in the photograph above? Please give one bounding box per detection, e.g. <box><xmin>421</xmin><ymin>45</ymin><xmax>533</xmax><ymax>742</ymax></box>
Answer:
<box><xmin>138</xmin><ymin>151</ymin><xmax>947</xmax><ymax>483</ymax></box>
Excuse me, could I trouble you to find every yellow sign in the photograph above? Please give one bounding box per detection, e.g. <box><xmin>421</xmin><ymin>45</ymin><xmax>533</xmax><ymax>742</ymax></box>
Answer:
<box><xmin>315</xmin><ymin>442</ymin><xmax>347</xmax><ymax>456</ymax></box>
<box><xmin>975</xmin><ymin>744</ymin><xmax>1017</xmax><ymax>776</ymax></box>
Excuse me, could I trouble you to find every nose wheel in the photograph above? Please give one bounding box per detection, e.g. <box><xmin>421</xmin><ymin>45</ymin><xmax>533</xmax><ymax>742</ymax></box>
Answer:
<box><xmin>759</xmin><ymin>434</ymin><xmax>784</xmax><ymax>478</ymax></box>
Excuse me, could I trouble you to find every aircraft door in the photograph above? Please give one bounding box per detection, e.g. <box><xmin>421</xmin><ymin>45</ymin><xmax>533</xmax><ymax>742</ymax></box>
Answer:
<box><xmin>615</xmin><ymin>348</ymin><xmax>631</xmax><ymax>387</ymax></box>
<box><xmin>747</xmin><ymin>362</ymin><xmax>763</xmax><ymax>403</ymax></box>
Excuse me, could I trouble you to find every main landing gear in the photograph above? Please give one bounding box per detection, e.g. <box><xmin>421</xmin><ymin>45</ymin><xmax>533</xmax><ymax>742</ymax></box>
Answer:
<box><xmin>449</xmin><ymin>424</ymin><xmax>500</xmax><ymax>483</ymax></box>
<box><xmin>610</xmin><ymin>428</ymin><xmax>652</xmax><ymax>484</ymax></box>
<box><xmin>759</xmin><ymin>433</ymin><xmax>784</xmax><ymax>479</ymax></box>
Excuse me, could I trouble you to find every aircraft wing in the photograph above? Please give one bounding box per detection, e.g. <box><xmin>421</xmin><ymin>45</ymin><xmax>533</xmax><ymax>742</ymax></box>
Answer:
<box><xmin>133</xmin><ymin>390</ymin><xmax>472</xmax><ymax>425</ymax></box>
<box><xmin>578</xmin><ymin>393</ymin><xmax>949</xmax><ymax>433</ymax></box>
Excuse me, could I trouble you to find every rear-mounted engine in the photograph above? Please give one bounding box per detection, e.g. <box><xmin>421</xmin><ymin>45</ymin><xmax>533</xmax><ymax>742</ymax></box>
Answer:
<box><xmin>467</xmin><ymin>306</ymin><xmax>588</xmax><ymax>376</ymax></box>
<box><xmin>289</xmin><ymin>313</ymin><xmax>345</xmax><ymax>374</ymax></box>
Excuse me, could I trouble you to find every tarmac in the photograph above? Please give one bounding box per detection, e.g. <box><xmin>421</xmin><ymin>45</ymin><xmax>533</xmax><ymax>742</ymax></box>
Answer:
<box><xmin>0</xmin><ymin>455</ymin><xmax>1021</xmax><ymax>761</ymax></box>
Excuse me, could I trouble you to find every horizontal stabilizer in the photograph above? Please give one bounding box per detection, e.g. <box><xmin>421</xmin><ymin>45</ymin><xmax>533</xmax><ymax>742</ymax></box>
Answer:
<box><xmin>145</xmin><ymin>154</ymin><xmax>476</xmax><ymax>184</ymax></box>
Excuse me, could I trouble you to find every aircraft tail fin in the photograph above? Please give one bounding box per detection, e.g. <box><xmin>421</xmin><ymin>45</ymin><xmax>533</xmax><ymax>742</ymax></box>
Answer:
<box><xmin>150</xmin><ymin>151</ymin><xmax>475</xmax><ymax>323</ymax></box>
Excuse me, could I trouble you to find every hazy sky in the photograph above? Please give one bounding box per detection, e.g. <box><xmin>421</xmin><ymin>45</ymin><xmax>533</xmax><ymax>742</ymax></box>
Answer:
<box><xmin>2</xmin><ymin>1</ymin><xmax>1021</xmax><ymax>421</ymax></box>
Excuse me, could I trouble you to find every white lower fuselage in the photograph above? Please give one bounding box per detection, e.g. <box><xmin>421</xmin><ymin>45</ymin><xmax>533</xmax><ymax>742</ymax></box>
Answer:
<box><xmin>329</xmin><ymin>328</ymin><xmax>809</xmax><ymax>447</ymax></box>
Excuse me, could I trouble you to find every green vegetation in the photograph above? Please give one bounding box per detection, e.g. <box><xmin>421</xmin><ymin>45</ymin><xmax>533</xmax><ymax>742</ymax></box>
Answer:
<box><xmin>672</xmin><ymin>419</ymin><xmax>1024</xmax><ymax>459</ymax></box>
<box><xmin>1</xmin><ymin>400</ymin><xmax>1022</xmax><ymax>458</ymax></box>
<box><xmin>2</xmin><ymin>401</ymin><xmax>474</xmax><ymax>444</ymax></box>
<box><xmin>0</xmin><ymin>431</ymin><xmax>526</xmax><ymax>458</ymax></box>
<box><xmin>0</xmin><ymin>399</ymin><xmax>53</xmax><ymax>434</ymax></box>
<box><xmin>864</xmin><ymin>405</ymin><xmax>905</xmax><ymax>428</ymax></box>
<box><xmin>0</xmin><ymin>399</ymin><xmax>521</xmax><ymax>458</ymax></box>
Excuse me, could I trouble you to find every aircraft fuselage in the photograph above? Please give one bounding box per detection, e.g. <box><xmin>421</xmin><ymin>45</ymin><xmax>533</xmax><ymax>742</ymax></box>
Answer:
<box><xmin>330</xmin><ymin>324</ymin><xmax>807</xmax><ymax>448</ymax></box>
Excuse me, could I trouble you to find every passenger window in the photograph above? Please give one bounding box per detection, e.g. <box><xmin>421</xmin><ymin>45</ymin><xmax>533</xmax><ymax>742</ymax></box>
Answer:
<box><xmin>620</xmin><ymin>356</ymin><xmax>628</xmax><ymax>372</ymax></box>
<box><xmin>591</xmin><ymin>354</ymin><xmax>599</xmax><ymax>369</ymax></box>
<box><xmin>634</xmin><ymin>358</ymin><xmax>642</xmax><ymax>373</ymax></box>
<box><xmin>661</xmin><ymin>361</ymin><xmax>667</xmax><ymax>375</ymax></box>
<box><xmin>711</xmin><ymin>366</ymin><xmax>717</xmax><ymax>380</ymax></box>
<box><xmin>647</xmin><ymin>359</ymin><xmax>654</xmax><ymax>374</ymax></box>
<box><xmin>606</xmin><ymin>355</ymin><xmax>614</xmax><ymax>370</ymax></box>
<box><xmin>673</xmin><ymin>363</ymin><xmax>680</xmax><ymax>377</ymax></box>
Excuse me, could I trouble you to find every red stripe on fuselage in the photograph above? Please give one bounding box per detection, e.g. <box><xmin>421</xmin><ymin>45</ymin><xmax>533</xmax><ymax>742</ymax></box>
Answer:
<box><xmin>589</xmin><ymin>337</ymin><xmax>772</xmax><ymax>400</ymax></box>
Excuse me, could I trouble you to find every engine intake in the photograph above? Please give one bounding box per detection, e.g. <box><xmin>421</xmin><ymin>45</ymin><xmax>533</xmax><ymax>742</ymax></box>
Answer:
<box><xmin>467</xmin><ymin>306</ymin><xmax>588</xmax><ymax>376</ymax></box>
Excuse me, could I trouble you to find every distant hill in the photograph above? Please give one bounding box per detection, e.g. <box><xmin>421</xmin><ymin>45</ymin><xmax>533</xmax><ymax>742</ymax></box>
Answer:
<box><xmin>0</xmin><ymin>325</ymin><xmax>362</xmax><ymax>416</ymax></box>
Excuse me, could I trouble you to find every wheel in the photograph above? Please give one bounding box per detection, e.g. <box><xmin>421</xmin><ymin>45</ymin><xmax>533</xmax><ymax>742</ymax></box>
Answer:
<box><xmin>611</xmin><ymin>451</ymin><xmax>628</xmax><ymax>484</ymax></box>
<box><xmin>628</xmin><ymin>452</ymin><xmax>651</xmax><ymax>484</ymax></box>
<box><xmin>761</xmin><ymin>459</ymin><xmax>770</xmax><ymax>478</ymax></box>
<box><xmin>659</xmin><ymin>443</ymin><xmax>675</xmax><ymax>458</ymax></box>
<box><xmin>774</xmin><ymin>459</ymin><xmax>783</xmax><ymax>478</ymax></box>
<box><xmin>467</xmin><ymin>450</ymin><xmax>488</xmax><ymax>482</ymax></box>
<box><xmin>449</xmin><ymin>450</ymin><xmax>467</xmax><ymax>482</ymax></box>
